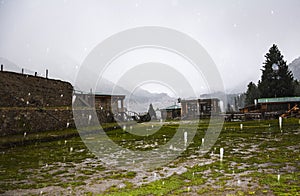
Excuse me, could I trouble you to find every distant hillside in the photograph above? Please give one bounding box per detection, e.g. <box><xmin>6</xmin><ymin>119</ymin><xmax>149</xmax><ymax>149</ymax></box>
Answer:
<box><xmin>94</xmin><ymin>79</ymin><xmax>175</xmax><ymax>113</ymax></box>
<box><xmin>0</xmin><ymin>57</ymin><xmax>35</xmax><ymax>75</ymax></box>
<box><xmin>289</xmin><ymin>57</ymin><xmax>300</xmax><ymax>80</ymax></box>
<box><xmin>0</xmin><ymin>57</ymin><xmax>175</xmax><ymax>113</ymax></box>
<box><xmin>200</xmin><ymin>92</ymin><xmax>245</xmax><ymax>112</ymax></box>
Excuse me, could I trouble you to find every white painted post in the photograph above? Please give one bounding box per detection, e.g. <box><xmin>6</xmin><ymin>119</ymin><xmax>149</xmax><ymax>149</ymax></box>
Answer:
<box><xmin>279</xmin><ymin>116</ymin><xmax>282</xmax><ymax>130</ymax></box>
<box><xmin>220</xmin><ymin>147</ymin><xmax>224</xmax><ymax>161</ymax></box>
<box><xmin>184</xmin><ymin>131</ymin><xmax>187</xmax><ymax>147</ymax></box>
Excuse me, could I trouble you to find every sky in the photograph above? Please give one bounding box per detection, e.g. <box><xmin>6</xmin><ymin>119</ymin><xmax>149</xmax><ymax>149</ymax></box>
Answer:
<box><xmin>0</xmin><ymin>0</ymin><xmax>300</xmax><ymax>96</ymax></box>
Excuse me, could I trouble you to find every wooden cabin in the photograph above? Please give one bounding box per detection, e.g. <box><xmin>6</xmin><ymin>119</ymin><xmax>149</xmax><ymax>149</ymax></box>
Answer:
<box><xmin>160</xmin><ymin>104</ymin><xmax>181</xmax><ymax>120</ymax></box>
<box><xmin>181</xmin><ymin>98</ymin><xmax>220</xmax><ymax>119</ymax></box>
<box><xmin>240</xmin><ymin>97</ymin><xmax>300</xmax><ymax>119</ymax></box>
<box><xmin>75</xmin><ymin>93</ymin><xmax>125</xmax><ymax>114</ymax></box>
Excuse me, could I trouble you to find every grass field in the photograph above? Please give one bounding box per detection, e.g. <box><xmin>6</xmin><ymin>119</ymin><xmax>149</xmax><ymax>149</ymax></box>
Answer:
<box><xmin>0</xmin><ymin>118</ymin><xmax>299</xmax><ymax>195</ymax></box>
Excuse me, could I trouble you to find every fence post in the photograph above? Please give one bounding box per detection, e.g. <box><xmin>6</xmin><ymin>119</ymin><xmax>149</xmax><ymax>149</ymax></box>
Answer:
<box><xmin>0</xmin><ymin>64</ymin><xmax>3</xmax><ymax>71</ymax></box>
<box><xmin>46</xmin><ymin>69</ymin><xmax>48</xmax><ymax>79</ymax></box>
<box><xmin>35</xmin><ymin>72</ymin><xmax>37</xmax><ymax>77</ymax></box>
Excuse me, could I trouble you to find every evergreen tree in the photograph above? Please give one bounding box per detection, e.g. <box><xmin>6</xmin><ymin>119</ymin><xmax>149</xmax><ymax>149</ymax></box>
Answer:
<box><xmin>234</xmin><ymin>93</ymin><xmax>246</xmax><ymax>109</ymax></box>
<box><xmin>294</xmin><ymin>80</ymin><xmax>300</xmax><ymax>96</ymax></box>
<box><xmin>234</xmin><ymin>97</ymin><xmax>238</xmax><ymax>111</ymax></box>
<box><xmin>226</xmin><ymin>103</ymin><xmax>232</xmax><ymax>113</ymax></box>
<box><xmin>258</xmin><ymin>44</ymin><xmax>294</xmax><ymax>98</ymax></box>
<box><xmin>239</xmin><ymin>93</ymin><xmax>246</xmax><ymax>108</ymax></box>
<box><xmin>245</xmin><ymin>82</ymin><xmax>260</xmax><ymax>106</ymax></box>
<box><xmin>148</xmin><ymin>103</ymin><xmax>157</xmax><ymax>120</ymax></box>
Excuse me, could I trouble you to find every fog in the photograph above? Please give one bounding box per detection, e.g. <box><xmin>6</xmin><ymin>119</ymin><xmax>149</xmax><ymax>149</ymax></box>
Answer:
<box><xmin>1</xmin><ymin>0</ymin><xmax>300</xmax><ymax>95</ymax></box>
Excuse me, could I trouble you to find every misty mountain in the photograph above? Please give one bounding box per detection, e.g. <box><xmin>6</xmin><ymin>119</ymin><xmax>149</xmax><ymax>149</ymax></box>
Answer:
<box><xmin>0</xmin><ymin>55</ymin><xmax>78</xmax><ymax>84</ymax></box>
<box><xmin>95</xmin><ymin>79</ymin><xmax>175</xmax><ymax>113</ymax></box>
<box><xmin>0</xmin><ymin>57</ymin><xmax>35</xmax><ymax>75</ymax></box>
<box><xmin>226</xmin><ymin>82</ymin><xmax>248</xmax><ymax>94</ymax></box>
<box><xmin>289</xmin><ymin>56</ymin><xmax>300</xmax><ymax>80</ymax></box>
<box><xmin>200</xmin><ymin>91</ymin><xmax>245</xmax><ymax>112</ymax></box>
<box><xmin>0</xmin><ymin>57</ymin><xmax>175</xmax><ymax>113</ymax></box>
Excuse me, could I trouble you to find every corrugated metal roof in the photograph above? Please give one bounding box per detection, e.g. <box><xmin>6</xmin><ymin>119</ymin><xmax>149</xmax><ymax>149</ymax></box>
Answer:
<box><xmin>258</xmin><ymin>97</ymin><xmax>300</xmax><ymax>103</ymax></box>
<box><xmin>163</xmin><ymin>104</ymin><xmax>181</xmax><ymax>110</ymax></box>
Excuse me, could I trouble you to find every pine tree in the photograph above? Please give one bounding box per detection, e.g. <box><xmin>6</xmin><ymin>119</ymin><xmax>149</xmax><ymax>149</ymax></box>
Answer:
<box><xmin>294</xmin><ymin>80</ymin><xmax>300</xmax><ymax>96</ymax></box>
<box><xmin>226</xmin><ymin>103</ymin><xmax>232</xmax><ymax>113</ymax></box>
<box><xmin>148</xmin><ymin>103</ymin><xmax>157</xmax><ymax>120</ymax></box>
<box><xmin>245</xmin><ymin>82</ymin><xmax>260</xmax><ymax>106</ymax></box>
<box><xmin>258</xmin><ymin>44</ymin><xmax>294</xmax><ymax>98</ymax></box>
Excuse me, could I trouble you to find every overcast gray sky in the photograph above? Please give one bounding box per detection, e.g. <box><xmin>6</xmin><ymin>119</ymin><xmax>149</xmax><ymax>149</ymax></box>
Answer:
<box><xmin>1</xmin><ymin>0</ymin><xmax>300</xmax><ymax>95</ymax></box>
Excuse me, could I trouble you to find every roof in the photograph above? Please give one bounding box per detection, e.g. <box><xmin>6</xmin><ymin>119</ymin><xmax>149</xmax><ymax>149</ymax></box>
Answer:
<box><xmin>74</xmin><ymin>91</ymin><xmax>125</xmax><ymax>98</ymax></box>
<box><xmin>181</xmin><ymin>99</ymin><xmax>198</xmax><ymax>103</ymax></box>
<box><xmin>94</xmin><ymin>94</ymin><xmax>125</xmax><ymax>98</ymax></box>
<box><xmin>181</xmin><ymin>98</ymin><xmax>220</xmax><ymax>103</ymax></box>
<box><xmin>258</xmin><ymin>97</ymin><xmax>300</xmax><ymax>103</ymax></box>
<box><xmin>163</xmin><ymin>104</ymin><xmax>181</xmax><ymax>110</ymax></box>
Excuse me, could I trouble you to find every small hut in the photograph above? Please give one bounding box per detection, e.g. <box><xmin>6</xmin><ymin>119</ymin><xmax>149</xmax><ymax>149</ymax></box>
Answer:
<box><xmin>160</xmin><ymin>104</ymin><xmax>181</xmax><ymax>120</ymax></box>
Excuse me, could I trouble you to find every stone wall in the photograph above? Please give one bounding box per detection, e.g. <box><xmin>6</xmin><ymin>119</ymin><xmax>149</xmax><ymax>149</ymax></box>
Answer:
<box><xmin>0</xmin><ymin>71</ymin><xmax>74</xmax><ymax>136</ymax></box>
<box><xmin>0</xmin><ymin>71</ymin><xmax>73</xmax><ymax>107</ymax></box>
<box><xmin>0</xmin><ymin>108</ymin><xmax>74</xmax><ymax>136</ymax></box>
<box><xmin>0</xmin><ymin>71</ymin><xmax>122</xmax><ymax>136</ymax></box>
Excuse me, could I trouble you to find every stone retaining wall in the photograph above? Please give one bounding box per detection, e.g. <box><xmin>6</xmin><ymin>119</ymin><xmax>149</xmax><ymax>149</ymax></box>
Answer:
<box><xmin>0</xmin><ymin>71</ymin><xmax>74</xmax><ymax>136</ymax></box>
<box><xmin>0</xmin><ymin>108</ymin><xmax>74</xmax><ymax>136</ymax></box>
<box><xmin>0</xmin><ymin>71</ymin><xmax>120</xmax><ymax>136</ymax></box>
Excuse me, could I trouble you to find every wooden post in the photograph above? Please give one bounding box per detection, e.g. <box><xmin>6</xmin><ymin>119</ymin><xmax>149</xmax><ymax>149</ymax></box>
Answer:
<box><xmin>22</xmin><ymin>68</ymin><xmax>24</xmax><ymax>74</ymax></box>
<box><xmin>35</xmin><ymin>72</ymin><xmax>37</xmax><ymax>77</ymax></box>
<box><xmin>46</xmin><ymin>69</ymin><xmax>48</xmax><ymax>79</ymax></box>
<box><xmin>0</xmin><ymin>64</ymin><xmax>3</xmax><ymax>71</ymax></box>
